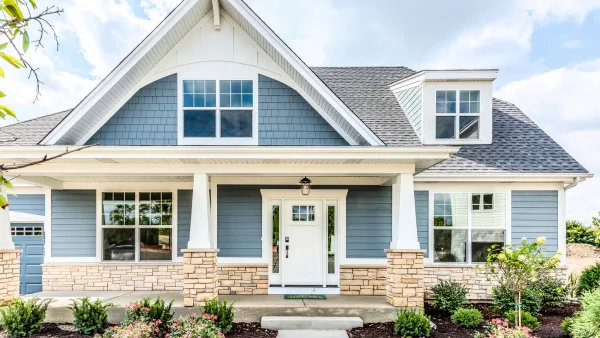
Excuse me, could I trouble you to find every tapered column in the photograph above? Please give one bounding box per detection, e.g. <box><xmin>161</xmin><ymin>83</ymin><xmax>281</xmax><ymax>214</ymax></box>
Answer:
<box><xmin>188</xmin><ymin>173</ymin><xmax>211</xmax><ymax>249</ymax></box>
<box><xmin>390</xmin><ymin>173</ymin><xmax>420</xmax><ymax>250</ymax></box>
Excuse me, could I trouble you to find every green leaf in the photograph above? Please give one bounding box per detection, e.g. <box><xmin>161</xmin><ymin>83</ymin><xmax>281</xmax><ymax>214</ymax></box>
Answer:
<box><xmin>2</xmin><ymin>0</ymin><xmax>23</xmax><ymax>20</ymax></box>
<box><xmin>0</xmin><ymin>52</ymin><xmax>22</xmax><ymax>68</ymax></box>
<box><xmin>0</xmin><ymin>104</ymin><xmax>16</xmax><ymax>118</ymax></box>
<box><xmin>0</xmin><ymin>42</ymin><xmax>8</xmax><ymax>50</ymax></box>
<box><xmin>0</xmin><ymin>194</ymin><xmax>8</xmax><ymax>209</ymax></box>
<box><xmin>22</xmin><ymin>30</ymin><xmax>28</xmax><ymax>53</ymax></box>
<box><xmin>1</xmin><ymin>178</ymin><xmax>13</xmax><ymax>189</ymax></box>
<box><xmin>0</xmin><ymin>65</ymin><xmax>4</xmax><ymax>78</ymax></box>
<box><xmin>28</xmin><ymin>0</ymin><xmax>36</xmax><ymax>10</ymax></box>
<box><xmin>0</xmin><ymin>91</ymin><xmax>6</xmax><ymax>99</ymax></box>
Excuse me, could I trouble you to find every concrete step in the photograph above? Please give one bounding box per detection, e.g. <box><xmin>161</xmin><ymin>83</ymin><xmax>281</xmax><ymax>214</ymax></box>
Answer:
<box><xmin>277</xmin><ymin>330</ymin><xmax>349</xmax><ymax>338</ymax></box>
<box><xmin>262</xmin><ymin>316</ymin><xmax>363</xmax><ymax>330</ymax></box>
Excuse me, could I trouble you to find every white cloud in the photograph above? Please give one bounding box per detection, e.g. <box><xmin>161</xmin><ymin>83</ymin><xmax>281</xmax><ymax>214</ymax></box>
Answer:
<box><xmin>495</xmin><ymin>59</ymin><xmax>600</xmax><ymax>224</ymax></box>
<box><xmin>563</xmin><ymin>39</ymin><xmax>582</xmax><ymax>48</ymax></box>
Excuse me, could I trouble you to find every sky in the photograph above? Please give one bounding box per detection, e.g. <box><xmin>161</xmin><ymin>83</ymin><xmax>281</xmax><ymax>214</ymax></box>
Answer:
<box><xmin>1</xmin><ymin>0</ymin><xmax>599</xmax><ymax>224</ymax></box>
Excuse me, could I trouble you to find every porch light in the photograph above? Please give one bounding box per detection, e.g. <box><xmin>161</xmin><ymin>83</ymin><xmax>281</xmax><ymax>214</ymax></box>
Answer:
<box><xmin>300</xmin><ymin>176</ymin><xmax>311</xmax><ymax>195</ymax></box>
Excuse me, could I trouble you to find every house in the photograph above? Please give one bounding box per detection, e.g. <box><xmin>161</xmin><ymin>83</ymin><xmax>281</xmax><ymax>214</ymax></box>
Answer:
<box><xmin>0</xmin><ymin>0</ymin><xmax>591</xmax><ymax>308</ymax></box>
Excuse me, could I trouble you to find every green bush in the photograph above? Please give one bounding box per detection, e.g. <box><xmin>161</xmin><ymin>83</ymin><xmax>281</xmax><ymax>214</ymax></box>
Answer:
<box><xmin>570</xmin><ymin>287</ymin><xmax>600</xmax><ymax>337</ymax></box>
<box><xmin>430</xmin><ymin>280</ymin><xmax>468</xmax><ymax>315</ymax></box>
<box><xmin>123</xmin><ymin>297</ymin><xmax>173</xmax><ymax>332</ymax></box>
<box><xmin>103</xmin><ymin>319</ymin><xmax>164</xmax><ymax>338</ymax></box>
<box><xmin>562</xmin><ymin>317</ymin><xmax>574</xmax><ymax>337</ymax></box>
<box><xmin>69</xmin><ymin>297</ymin><xmax>112</xmax><ymax>335</ymax></box>
<box><xmin>451</xmin><ymin>308</ymin><xmax>483</xmax><ymax>328</ymax></box>
<box><xmin>579</xmin><ymin>262</ymin><xmax>600</xmax><ymax>296</ymax></box>
<box><xmin>492</xmin><ymin>285</ymin><xmax>541</xmax><ymax>316</ymax></box>
<box><xmin>202</xmin><ymin>298</ymin><xmax>235</xmax><ymax>334</ymax></box>
<box><xmin>169</xmin><ymin>313</ymin><xmax>222</xmax><ymax>338</ymax></box>
<box><xmin>394</xmin><ymin>309</ymin><xmax>431</xmax><ymax>338</ymax></box>
<box><xmin>506</xmin><ymin>310</ymin><xmax>539</xmax><ymax>331</ymax></box>
<box><xmin>537</xmin><ymin>278</ymin><xmax>566</xmax><ymax>313</ymax></box>
<box><xmin>567</xmin><ymin>220</ymin><xmax>597</xmax><ymax>246</ymax></box>
<box><xmin>0</xmin><ymin>298</ymin><xmax>52</xmax><ymax>338</ymax></box>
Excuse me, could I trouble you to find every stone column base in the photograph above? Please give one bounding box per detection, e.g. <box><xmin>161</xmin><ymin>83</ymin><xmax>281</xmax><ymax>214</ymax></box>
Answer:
<box><xmin>0</xmin><ymin>250</ymin><xmax>21</xmax><ymax>302</ymax></box>
<box><xmin>183</xmin><ymin>249</ymin><xmax>219</xmax><ymax>307</ymax></box>
<box><xmin>385</xmin><ymin>249</ymin><xmax>425</xmax><ymax>307</ymax></box>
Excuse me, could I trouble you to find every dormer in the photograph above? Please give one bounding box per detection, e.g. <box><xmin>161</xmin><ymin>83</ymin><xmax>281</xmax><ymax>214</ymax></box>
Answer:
<box><xmin>390</xmin><ymin>69</ymin><xmax>498</xmax><ymax>145</ymax></box>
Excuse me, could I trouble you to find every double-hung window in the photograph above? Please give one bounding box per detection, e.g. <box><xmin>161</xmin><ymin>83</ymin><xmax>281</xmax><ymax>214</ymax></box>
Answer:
<box><xmin>432</xmin><ymin>192</ymin><xmax>506</xmax><ymax>263</ymax></box>
<box><xmin>101</xmin><ymin>192</ymin><xmax>174</xmax><ymax>262</ymax></box>
<box><xmin>182</xmin><ymin>79</ymin><xmax>254</xmax><ymax>142</ymax></box>
<box><xmin>435</xmin><ymin>90</ymin><xmax>480</xmax><ymax>140</ymax></box>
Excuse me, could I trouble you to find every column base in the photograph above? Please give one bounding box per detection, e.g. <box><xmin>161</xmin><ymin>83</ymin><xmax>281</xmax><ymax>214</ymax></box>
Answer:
<box><xmin>0</xmin><ymin>250</ymin><xmax>21</xmax><ymax>302</ymax></box>
<box><xmin>183</xmin><ymin>249</ymin><xmax>219</xmax><ymax>307</ymax></box>
<box><xmin>385</xmin><ymin>249</ymin><xmax>425</xmax><ymax>307</ymax></box>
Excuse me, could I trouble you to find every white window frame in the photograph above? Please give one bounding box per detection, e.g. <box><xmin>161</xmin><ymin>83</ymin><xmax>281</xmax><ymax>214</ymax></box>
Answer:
<box><xmin>178</xmin><ymin>76</ymin><xmax>259</xmax><ymax>146</ymax></box>
<box><xmin>430</xmin><ymin>191</ymin><xmax>507</xmax><ymax>264</ymax></box>
<box><xmin>98</xmin><ymin>191</ymin><xmax>178</xmax><ymax>263</ymax></box>
<box><xmin>435</xmin><ymin>89</ymin><xmax>481</xmax><ymax>141</ymax></box>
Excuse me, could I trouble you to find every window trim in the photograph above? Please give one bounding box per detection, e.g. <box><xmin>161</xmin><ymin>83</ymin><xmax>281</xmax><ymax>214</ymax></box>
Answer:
<box><xmin>429</xmin><ymin>191</ymin><xmax>507</xmax><ymax>265</ymax></box>
<box><xmin>178</xmin><ymin>75</ymin><xmax>259</xmax><ymax>146</ymax></box>
<box><xmin>435</xmin><ymin>89</ymin><xmax>481</xmax><ymax>141</ymax></box>
<box><xmin>97</xmin><ymin>190</ymin><xmax>178</xmax><ymax>263</ymax></box>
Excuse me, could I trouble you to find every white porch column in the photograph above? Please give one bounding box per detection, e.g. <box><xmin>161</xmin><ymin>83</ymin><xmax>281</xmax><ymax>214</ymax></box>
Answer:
<box><xmin>187</xmin><ymin>173</ymin><xmax>212</xmax><ymax>249</ymax></box>
<box><xmin>0</xmin><ymin>206</ymin><xmax>14</xmax><ymax>250</ymax></box>
<box><xmin>390</xmin><ymin>173</ymin><xmax>420</xmax><ymax>250</ymax></box>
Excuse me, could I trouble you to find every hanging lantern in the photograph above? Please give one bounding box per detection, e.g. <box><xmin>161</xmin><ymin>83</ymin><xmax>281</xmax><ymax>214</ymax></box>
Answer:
<box><xmin>299</xmin><ymin>176</ymin><xmax>311</xmax><ymax>196</ymax></box>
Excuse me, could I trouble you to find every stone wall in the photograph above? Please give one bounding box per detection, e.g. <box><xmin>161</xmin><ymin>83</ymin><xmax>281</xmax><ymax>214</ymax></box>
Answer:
<box><xmin>385</xmin><ymin>249</ymin><xmax>425</xmax><ymax>307</ymax></box>
<box><xmin>42</xmin><ymin>263</ymin><xmax>183</xmax><ymax>291</ymax></box>
<box><xmin>340</xmin><ymin>265</ymin><xmax>386</xmax><ymax>296</ymax></box>
<box><xmin>217</xmin><ymin>264</ymin><xmax>268</xmax><ymax>295</ymax></box>
<box><xmin>183</xmin><ymin>249</ymin><xmax>218</xmax><ymax>307</ymax></box>
<box><xmin>0</xmin><ymin>250</ymin><xmax>20</xmax><ymax>302</ymax></box>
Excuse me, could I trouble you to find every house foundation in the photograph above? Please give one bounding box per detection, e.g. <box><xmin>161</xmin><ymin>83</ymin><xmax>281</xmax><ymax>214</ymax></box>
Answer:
<box><xmin>0</xmin><ymin>250</ymin><xmax>21</xmax><ymax>302</ymax></box>
<box><xmin>340</xmin><ymin>265</ymin><xmax>387</xmax><ymax>296</ymax></box>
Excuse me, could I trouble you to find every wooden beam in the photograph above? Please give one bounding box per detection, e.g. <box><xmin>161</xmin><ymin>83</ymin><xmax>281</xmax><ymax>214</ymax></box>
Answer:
<box><xmin>212</xmin><ymin>0</ymin><xmax>220</xmax><ymax>31</ymax></box>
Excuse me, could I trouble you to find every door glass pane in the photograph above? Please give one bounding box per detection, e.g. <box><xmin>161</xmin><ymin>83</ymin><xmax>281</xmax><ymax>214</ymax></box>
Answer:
<box><xmin>433</xmin><ymin>229</ymin><xmax>467</xmax><ymax>263</ymax></box>
<box><xmin>272</xmin><ymin>205</ymin><xmax>280</xmax><ymax>273</ymax></box>
<box><xmin>328</xmin><ymin>205</ymin><xmax>335</xmax><ymax>274</ymax></box>
<box><xmin>103</xmin><ymin>228</ymin><xmax>135</xmax><ymax>261</ymax></box>
<box><xmin>140</xmin><ymin>228</ymin><xmax>172</xmax><ymax>261</ymax></box>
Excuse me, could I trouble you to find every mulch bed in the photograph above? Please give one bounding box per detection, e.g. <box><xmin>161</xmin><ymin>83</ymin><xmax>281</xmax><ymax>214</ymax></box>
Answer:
<box><xmin>348</xmin><ymin>303</ymin><xmax>580</xmax><ymax>338</ymax></box>
<box><xmin>227</xmin><ymin>322</ymin><xmax>277</xmax><ymax>338</ymax></box>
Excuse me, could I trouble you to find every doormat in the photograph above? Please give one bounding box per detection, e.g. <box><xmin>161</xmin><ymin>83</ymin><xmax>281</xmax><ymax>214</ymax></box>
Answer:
<box><xmin>284</xmin><ymin>294</ymin><xmax>327</xmax><ymax>300</ymax></box>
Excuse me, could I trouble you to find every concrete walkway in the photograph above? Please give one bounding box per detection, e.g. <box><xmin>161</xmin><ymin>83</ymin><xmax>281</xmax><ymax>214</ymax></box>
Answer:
<box><xmin>24</xmin><ymin>292</ymin><xmax>397</xmax><ymax>324</ymax></box>
<box><xmin>277</xmin><ymin>330</ymin><xmax>348</xmax><ymax>338</ymax></box>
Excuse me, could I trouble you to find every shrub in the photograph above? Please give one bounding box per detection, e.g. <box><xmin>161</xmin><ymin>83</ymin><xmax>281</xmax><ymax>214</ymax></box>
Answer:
<box><xmin>492</xmin><ymin>285</ymin><xmax>541</xmax><ymax>316</ymax></box>
<box><xmin>451</xmin><ymin>308</ymin><xmax>482</xmax><ymax>328</ymax></box>
<box><xmin>506</xmin><ymin>310</ymin><xmax>539</xmax><ymax>331</ymax></box>
<box><xmin>537</xmin><ymin>278</ymin><xmax>566</xmax><ymax>312</ymax></box>
<box><xmin>474</xmin><ymin>318</ymin><xmax>535</xmax><ymax>338</ymax></box>
<box><xmin>562</xmin><ymin>317</ymin><xmax>573</xmax><ymax>337</ymax></box>
<box><xmin>202</xmin><ymin>298</ymin><xmax>235</xmax><ymax>334</ymax></box>
<box><xmin>0</xmin><ymin>298</ymin><xmax>52</xmax><ymax>338</ymax></box>
<box><xmin>570</xmin><ymin>287</ymin><xmax>600</xmax><ymax>337</ymax></box>
<box><xmin>568</xmin><ymin>272</ymin><xmax>580</xmax><ymax>298</ymax></box>
<box><xmin>123</xmin><ymin>297</ymin><xmax>173</xmax><ymax>332</ymax></box>
<box><xmin>103</xmin><ymin>319</ymin><xmax>164</xmax><ymax>338</ymax></box>
<box><xmin>579</xmin><ymin>262</ymin><xmax>600</xmax><ymax>296</ymax></box>
<box><xmin>393</xmin><ymin>309</ymin><xmax>431</xmax><ymax>338</ymax></box>
<box><xmin>430</xmin><ymin>280</ymin><xmax>468</xmax><ymax>315</ymax></box>
<box><xmin>567</xmin><ymin>220</ymin><xmax>597</xmax><ymax>246</ymax></box>
<box><xmin>169</xmin><ymin>313</ymin><xmax>223</xmax><ymax>338</ymax></box>
<box><xmin>69</xmin><ymin>297</ymin><xmax>112</xmax><ymax>335</ymax></box>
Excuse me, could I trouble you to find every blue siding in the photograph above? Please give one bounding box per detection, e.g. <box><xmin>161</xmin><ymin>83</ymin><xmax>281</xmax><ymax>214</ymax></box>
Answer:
<box><xmin>217</xmin><ymin>186</ymin><xmax>263</xmax><ymax>257</ymax></box>
<box><xmin>258</xmin><ymin>75</ymin><xmax>348</xmax><ymax>146</ymax></box>
<box><xmin>394</xmin><ymin>86</ymin><xmax>422</xmax><ymax>140</ymax></box>
<box><xmin>346</xmin><ymin>186</ymin><xmax>392</xmax><ymax>258</ymax></box>
<box><xmin>415</xmin><ymin>191</ymin><xmax>429</xmax><ymax>257</ymax></box>
<box><xmin>51</xmin><ymin>190</ymin><xmax>96</xmax><ymax>257</ymax></box>
<box><xmin>177</xmin><ymin>190</ymin><xmax>192</xmax><ymax>257</ymax></box>
<box><xmin>8</xmin><ymin>194</ymin><xmax>45</xmax><ymax>216</ymax></box>
<box><xmin>511</xmin><ymin>190</ymin><xmax>559</xmax><ymax>252</ymax></box>
<box><xmin>87</xmin><ymin>74</ymin><xmax>178</xmax><ymax>146</ymax></box>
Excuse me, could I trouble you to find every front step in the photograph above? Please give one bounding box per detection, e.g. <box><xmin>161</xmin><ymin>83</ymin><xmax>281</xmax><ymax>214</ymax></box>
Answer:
<box><xmin>261</xmin><ymin>316</ymin><xmax>363</xmax><ymax>330</ymax></box>
<box><xmin>277</xmin><ymin>330</ymin><xmax>348</xmax><ymax>338</ymax></box>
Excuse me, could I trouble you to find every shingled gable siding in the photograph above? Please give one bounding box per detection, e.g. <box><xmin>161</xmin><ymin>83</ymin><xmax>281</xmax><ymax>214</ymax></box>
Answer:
<box><xmin>8</xmin><ymin>195</ymin><xmax>45</xmax><ymax>216</ymax></box>
<box><xmin>51</xmin><ymin>190</ymin><xmax>96</xmax><ymax>257</ymax></box>
<box><xmin>258</xmin><ymin>75</ymin><xmax>348</xmax><ymax>146</ymax></box>
<box><xmin>177</xmin><ymin>190</ymin><xmax>192</xmax><ymax>257</ymax></box>
<box><xmin>415</xmin><ymin>191</ymin><xmax>429</xmax><ymax>257</ymax></box>
<box><xmin>87</xmin><ymin>74</ymin><xmax>177</xmax><ymax>146</ymax></box>
<box><xmin>394</xmin><ymin>86</ymin><xmax>422</xmax><ymax>140</ymax></box>
<box><xmin>511</xmin><ymin>190</ymin><xmax>559</xmax><ymax>253</ymax></box>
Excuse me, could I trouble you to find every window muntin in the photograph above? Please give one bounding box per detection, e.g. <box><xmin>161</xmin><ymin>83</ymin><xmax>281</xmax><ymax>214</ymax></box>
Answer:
<box><xmin>101</xmin><ymin>192</ymin><xmax>174</xmax><ymax>262</ymax></box>
<box><xmin>435</xmin><ymin>90</ymin><xmax>481</xmax><ymax>140</ymax></box>
<box><xmin>182</xmin><ymin>79</ymin><xmax>254</xmax><ymax>140</ymax></box>
<box><xmin>292</xmin><ymin>205</ymin><xmax>315</xmax><ymax>222</ymax></box>
<box><xmin>432</xmin><ymin>192</ymin><xmax>506</xmax><ymax>264</ymax></box>
<box><xmin>11</xmin><ymin>225</ymin><xmax>43</xmax><ymax>236</ymax></box>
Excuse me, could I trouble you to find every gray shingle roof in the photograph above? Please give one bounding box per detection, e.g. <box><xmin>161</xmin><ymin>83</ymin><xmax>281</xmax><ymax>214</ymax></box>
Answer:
<box><xmin>0</xmin><ymin>110</ymin><xmax>70</xmax><ymax>146</ymax></box>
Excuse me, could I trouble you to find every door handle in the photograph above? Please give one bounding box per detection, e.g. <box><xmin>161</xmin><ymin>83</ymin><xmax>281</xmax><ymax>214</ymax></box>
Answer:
<box><xmin>286</xmin><ymin>245</ymin><xmax>289</xmax><ymax>258</ymax></box>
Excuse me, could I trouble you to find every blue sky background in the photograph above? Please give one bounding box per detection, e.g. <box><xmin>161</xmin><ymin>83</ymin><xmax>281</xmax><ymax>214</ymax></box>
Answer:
<box><xmin>1</xmin><ymin>0</ymin><xmax>599</xmax><ymax>224</ymax></box>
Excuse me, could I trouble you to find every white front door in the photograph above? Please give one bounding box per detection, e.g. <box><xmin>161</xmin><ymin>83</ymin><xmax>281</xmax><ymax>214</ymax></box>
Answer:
<box><xmin>282</xmin><ymin>199</ymin><xmax>324</xmax><ymax>286</ymax></box>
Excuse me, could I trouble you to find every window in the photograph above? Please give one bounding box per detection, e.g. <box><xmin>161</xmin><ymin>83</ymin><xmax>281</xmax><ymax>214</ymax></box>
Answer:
<box><xmin>272</xmin><ymin>205</ymin><xmax>280</xmax><ymax>274</ymax></box>
<box><xmin>292</xmin><ymin>205</ymin><xmax>315</xmax><ymax>222</ymax></box>
<box><xmin>11</xmin><ymin>225</ymin><xmax>43</xmax><ymax>236</ymax></box>
<box><xmin>327</xmin><ymin>205</ymin><xmax>336</xmax><ymax>274</ymax></box>
<box><xmin>435</xmin><ymin>90</ymin><xmax>480</xmax><ymax>140</ymax></box>
<box><xmin>102</xmin><ymin>192</ymin><xmax>174</xmax><ymax>262</ymax></box>
<box><xmin>182</xmin><ymin>79</ymin><xmax>254</xmax><ymax>140</ymax></box>
<box><xmin>432</xmin><ymin>192</ymin><xmax>506</xmax><ymax>263</ymax></box>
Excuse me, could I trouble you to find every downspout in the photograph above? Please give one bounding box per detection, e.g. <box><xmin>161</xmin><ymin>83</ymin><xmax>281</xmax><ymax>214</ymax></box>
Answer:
<box><xmin>564</xmin><ymin>177</ymin><xmax>580</xmax><ymax>191</ymax></box>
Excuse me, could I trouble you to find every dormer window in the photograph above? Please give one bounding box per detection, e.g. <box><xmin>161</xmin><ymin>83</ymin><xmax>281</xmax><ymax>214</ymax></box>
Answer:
<box><xmin>435</xmin><ymin>90</ymin><xmax>480</xmax><ymax>140</ymax></box>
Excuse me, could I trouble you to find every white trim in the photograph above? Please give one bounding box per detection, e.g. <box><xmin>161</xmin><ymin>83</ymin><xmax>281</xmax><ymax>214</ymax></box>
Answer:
<box><xmin>558</xmin><ymin>187</ymin><xmax>567</xmax><ymax>263</ymax></box>
<box><xmin>415</xmin><ymin>173</ymin><xmax>592</xmax><ymax>184</ymax></box>
<box><xmin>268</xmin><ymin>287</ymin><xmax>340</xmax><ymax>295</ymax></box>
<box><xmin>8</xmin><ymin>211</ymin><xmax>45</xmax><ymax>223</ymax></box>
<box><xmin>389</xmin><ymin>69</ymin><xmax>499</xmax><ymax>90</ymax></box>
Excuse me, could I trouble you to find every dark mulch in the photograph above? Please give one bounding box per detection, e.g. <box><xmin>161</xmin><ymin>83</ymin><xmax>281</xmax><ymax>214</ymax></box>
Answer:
<box><xmin>348</xmin><ymin>303</ymin><xmax>580</xmax><ymax>338</ymax></box>
<box><xmin>227</xmin><ymin>322</ymin><xmax>277</xmax><ymax>338</ymax></box>
<box><xmin>0</xmin><ymin>323</ymin><xmax>90</xmax><ymax>338</ymax></box>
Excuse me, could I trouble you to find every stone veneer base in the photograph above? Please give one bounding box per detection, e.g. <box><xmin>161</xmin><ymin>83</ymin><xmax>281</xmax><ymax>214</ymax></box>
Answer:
<box><xmin>0</xmin><ymin>250</ymin><xmax>21</xmax><ymax>302</ymax></box>
<box><xmin>385</xmin><ymin>249</ymin><xmax>426</xmax><ymax>307</ymax></box>
<box><xmin>183</xmin><ymin>249</ymin><xmax>219</xmax><ymax>307</ymax></box>
<box><xmin>217</xmin><ymin>264</ymin><xmax>268</xmax><ymax>295</ymax></box>
<box><xmin>340</xmin><ymin>265</ymin><xmax>387</xmax><ymax>296</ymax></box>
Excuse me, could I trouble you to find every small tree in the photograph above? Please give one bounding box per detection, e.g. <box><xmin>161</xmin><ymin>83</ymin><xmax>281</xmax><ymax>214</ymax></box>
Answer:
<box><xmin>483</xmin><ymin>237</ymin><xmax>561</xmax><ymax>327</ymax></box>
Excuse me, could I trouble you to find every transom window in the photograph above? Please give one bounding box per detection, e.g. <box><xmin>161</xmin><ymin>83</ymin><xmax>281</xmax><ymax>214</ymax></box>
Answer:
<box><xmin>435</xmin><ymin>90</ymin><xmax>480</xmax><ymax>140</ymax></box>
<box><xmin>11</xmin><ymin>225</ymin><xmax>43</xmax><ymax>236</ymax></box>
<box><xmin>432</xmin><ymin>192</ymin><xmax>506</xmax><ymax>264</ymax></box>
<box><xmin>292</xmin><ymin>205</ymin><xmax>315</xmax><ymax>222</ymax></box>
<box><xmin>101</xmin><ymin>192</ymin><xmax>173</xmax><ymax>262</ymax></box>
<box><xmin>182</xmin><ymin>79</ymin><xmax>254</xmax><ymax>140</ymax></box>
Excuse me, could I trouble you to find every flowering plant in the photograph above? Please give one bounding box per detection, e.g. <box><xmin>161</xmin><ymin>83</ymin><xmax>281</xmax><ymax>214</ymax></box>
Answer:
<box><xmin>474</xmin><ymin>318</ymin><xmax>537</xmax><ymax>338</ymax></box>
<box><xmin>102</xmin><ymin>318</ymin><xmax>164</xmax><ymax>338</ymax></box>
<box><xmin>168</xmin><ymin>313</ymin><xmax>224</xmax><ymax>338</ymax></box>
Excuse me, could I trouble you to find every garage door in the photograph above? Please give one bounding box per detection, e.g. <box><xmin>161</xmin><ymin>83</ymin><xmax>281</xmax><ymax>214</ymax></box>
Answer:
<box><xmin>11</xmin><ymin>223</ymin><xmax>44</xmax><ymax>295</ymax></box>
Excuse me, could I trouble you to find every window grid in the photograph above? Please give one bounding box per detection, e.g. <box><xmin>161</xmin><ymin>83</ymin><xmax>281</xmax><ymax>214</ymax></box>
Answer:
<box><xmin>11</xmin><ymin>225</ymin><xmax>43</xmax><ymax>236</ymax></box>
<box><xmin>435</xmin><ymin>90</ymin><xmax>481</xmax><ymax>140</ymax></box>
<box><xmin>292</xmin><ymin>205</ymin><xmax>315</xmax><ymax>222</ymax></box>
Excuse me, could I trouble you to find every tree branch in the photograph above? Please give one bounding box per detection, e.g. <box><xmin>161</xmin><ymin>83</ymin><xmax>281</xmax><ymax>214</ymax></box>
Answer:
<box><xmin>0</xmin><ymin>143</ymin><xmax>98</xmax><ymax>171</ymax></box>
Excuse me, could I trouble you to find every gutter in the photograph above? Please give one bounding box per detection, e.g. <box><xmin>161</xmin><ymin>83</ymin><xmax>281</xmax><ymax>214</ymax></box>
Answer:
<box><xmin>564</xmin><ymin>177</ymin><xmax>580</xmax><ymax>191</ymax></box>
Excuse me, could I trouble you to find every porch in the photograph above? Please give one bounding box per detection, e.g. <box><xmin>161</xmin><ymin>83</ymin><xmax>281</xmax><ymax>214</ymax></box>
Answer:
<box><xmin>24</xmin><ymin>291</ymin><xmax>398</xmax><ymax>324</ymax></box>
